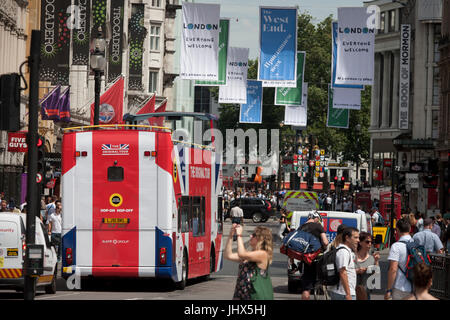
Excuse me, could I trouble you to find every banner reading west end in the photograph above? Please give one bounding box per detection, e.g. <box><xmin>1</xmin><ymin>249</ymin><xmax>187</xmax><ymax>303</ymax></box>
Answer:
<box><xmin>275</xmin><ymin>51</ymin><xmax>306</xmax><ymax>105</ymax></box>
<box><xmin>327</xmin><ymin>84</ymin><xmax>349</xmax><ymax>128</ymax></box>
<box><xmin>219</xmin><ymin>47</ymin><xmax>249</xmax><ymax>104</ymax></box>
<box><xmin>180</xmin><ymin>2</ymin><xmax>220</xmax><ymax>81</ymax></box>
<box><xmin>195</xmin><ymin>18</ymin><xmax>230</xmax><ymax>86</ymax></box>
<box><xmin>258</xmin><ymin>6</ymin><xmax>298</xmax><ymax>88</ymax></box>
<box><xmin>108</xmin><ymin>0</ymin><xmax>125</xmax><ymax>83</ymax></box>
<box><xmin>39</xmin><ymin>0</ymin><xmax>71</xmax><ymax>85</ymax></box>
<box><xmin>72</xmin><ymin>0</ymin><xmax>91</xmax><ymax>66</ymax></box>
<box><xmin>240</xmin><ymin>80</ymin><xmax>263</xmax><ymax>124</ymax></box>
<box><xmin>334</xmin><ymin>7</ymin><xmax>375</xmax><ymax>86</ymax></box>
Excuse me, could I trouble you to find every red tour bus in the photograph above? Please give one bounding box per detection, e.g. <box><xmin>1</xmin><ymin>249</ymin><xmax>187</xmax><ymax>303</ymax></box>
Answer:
<box><xmin>61</xmin><ymin>113</ymin><xmax>223</xmax><ymax>289</ymax></box>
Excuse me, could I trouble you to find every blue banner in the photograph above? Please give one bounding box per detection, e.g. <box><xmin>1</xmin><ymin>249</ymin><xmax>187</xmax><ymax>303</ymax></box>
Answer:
<box><xmin>258</xmin><ymin>7</ymin><xmax>297</xmax><ymax>87</ymax></box>
<box><xmin>331</xmin><ymin>22</ymin><xmax>364</xmax><ymax>89</ymax></box>
<box><xmin>240</xmin><ymin>80</ymin><xmax>263</xmax><ymax>123</ymax></box>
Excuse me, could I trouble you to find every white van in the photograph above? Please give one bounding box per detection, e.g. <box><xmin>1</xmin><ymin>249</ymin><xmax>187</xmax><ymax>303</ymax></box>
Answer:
<box><xmin>286</xmin><ymin>210</ymin><xmax>373</xmax><ymax>292</ymax></box>
<box><xmin>0</xmin><ymin>213</ymin><xmax>58</xmax><ymax>294</ymax></box>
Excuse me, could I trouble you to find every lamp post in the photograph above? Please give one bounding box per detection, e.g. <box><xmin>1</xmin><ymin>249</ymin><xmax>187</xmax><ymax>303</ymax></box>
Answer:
<box><xmin>90</xmin><ymin>28</ymin><xmax>107</xmax><ymax>126</ymax></box>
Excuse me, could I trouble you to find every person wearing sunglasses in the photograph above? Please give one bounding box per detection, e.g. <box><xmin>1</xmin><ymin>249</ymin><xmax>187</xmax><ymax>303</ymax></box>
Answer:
<box><xmin>224</xmin><ymin>224</ymin><xmax>274</xmax><ymax>300</ymax></box>
<box><xmin>355</xmin><ymin>231</ymin><xmax>380</xmax><ymax>300</ymax></box>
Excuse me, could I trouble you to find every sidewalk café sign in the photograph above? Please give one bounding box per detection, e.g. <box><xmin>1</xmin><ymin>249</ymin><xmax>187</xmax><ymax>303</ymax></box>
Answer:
<box><xmin>7</xmin><ymin>132</ymin><xmax>28</xmax><ymax>152</ymax></box>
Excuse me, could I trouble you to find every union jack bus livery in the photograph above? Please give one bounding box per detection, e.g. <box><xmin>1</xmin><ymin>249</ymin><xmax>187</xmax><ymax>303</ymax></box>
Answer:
<box><xmin>61</xmin><ymin>115</ymin><xmax>223</xmax><ymax>289</ymax></box>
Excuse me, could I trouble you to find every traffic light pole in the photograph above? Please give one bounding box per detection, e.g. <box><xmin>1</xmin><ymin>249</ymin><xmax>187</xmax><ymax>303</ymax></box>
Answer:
<box><xmin>24</xmin><ymin>30</ymin><xmax>41</xmax><ymax>301</ymax></box>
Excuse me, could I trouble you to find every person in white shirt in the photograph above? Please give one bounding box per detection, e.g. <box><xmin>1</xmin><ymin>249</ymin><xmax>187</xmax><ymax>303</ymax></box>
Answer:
<box><xmin>48</xmin><ymin>200</ymin><xmax>62</xmax><ymax>261</ymax></box>
<box><xmin>371</xmin><ymin>208</ymin><xmax>382</xmax><ymax>226</ymax></box>
<box><xmin>355</xmin><ymin>205</ymin><xmax>365</xmax><ymax>215</ymax></box>
<box><xmin>385</xmin><ymin>218</ymin><xmax>413</xmax><ymax>300</ymax></box>
<box><xmin>330</xmin><ymin>227</ymin><xmax>360</xmax><ymax>300</ymax></box>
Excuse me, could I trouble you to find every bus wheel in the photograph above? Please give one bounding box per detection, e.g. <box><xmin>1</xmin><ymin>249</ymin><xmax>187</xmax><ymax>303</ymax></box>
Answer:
<box><xmin>176</xmin><ymin>251</ymin><xmax>188</xmax><ymax>290</ymax></box>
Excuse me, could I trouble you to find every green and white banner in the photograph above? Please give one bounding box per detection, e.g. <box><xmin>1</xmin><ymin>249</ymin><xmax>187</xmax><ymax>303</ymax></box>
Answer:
<box><xmin>275</xmin><ymin>51</ymin><xmax>305</xmax><ymax>105</ymax></box>
<box><xmin>327</xmin><ymin>84</ymin><xmax>349</xmax><ymax>128</ymax></box>
<box><xmin>195</xmin><ymin>19</ymin><xmax>230</xmax><ymax>86</ymax></box>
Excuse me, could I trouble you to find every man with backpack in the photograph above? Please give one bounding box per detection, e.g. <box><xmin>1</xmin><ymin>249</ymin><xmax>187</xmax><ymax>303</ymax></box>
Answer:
<box><xmin>328</xmin><ymin>227</ymin><xmax>360</xmax><ymax>300</ymax></box>
<box><xmin>413</xmin><ymin>218</ymin><xmax>444</xmax><ymax>254</ymax></box>
<box><xmin>385</xmin><ymin>219</ymin><xmax>413</xmax><ymax>300</ymax></box>
<box><xmin>297</xmin><ymin>211</ymin><xmax>329</xmax><ymax>300</ymax></box>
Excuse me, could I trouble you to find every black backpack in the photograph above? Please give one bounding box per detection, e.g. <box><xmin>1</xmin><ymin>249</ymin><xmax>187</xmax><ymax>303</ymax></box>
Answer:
<box><xmin>316</xmin><ymin>246</ymin><xmax>349</xmax><ymax>286</ymax></box>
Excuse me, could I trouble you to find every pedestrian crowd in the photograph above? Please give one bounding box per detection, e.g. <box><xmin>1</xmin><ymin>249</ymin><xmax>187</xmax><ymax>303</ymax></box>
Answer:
<box><xmin>1</xmin><ymin>192</ymin><xmax>63</xmax><ymax>261</ymax></box>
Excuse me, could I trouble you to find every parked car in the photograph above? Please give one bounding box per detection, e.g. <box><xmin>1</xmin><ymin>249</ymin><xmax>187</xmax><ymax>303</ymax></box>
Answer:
<box><xmin>0</xmin><ymin>213</ymin><xmax>58</xmax><ymax>295</ymax></box>
<box><xmin>226</xmin><ymin>198</ymin><xmax>274</xmax><ymax>223</ymax></box>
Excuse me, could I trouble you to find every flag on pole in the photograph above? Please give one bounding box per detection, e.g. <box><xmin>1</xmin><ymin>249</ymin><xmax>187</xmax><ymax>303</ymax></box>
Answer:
<box><xmin>90</xmin><ymin>76</ymin><xmax>124</xmax><ymax>125</ymax></box>
<box><xmin>151</xmin><ymin>99</ymin><xmax>167</xmax><ymax>127</ymax></box>
<box><xmin>40</xmin><ymin>85</ymin><xmax>61</xmax><ymax>120</ymax></box>
<box><xmin>136</xmin><ymin>94</ymin><xmax>156</xmax><ymax>125</ymax></box>
<box><xmin>58</xmin><ymin>87</ymin><xmax>71</xmax><ymax>122</ymax></box>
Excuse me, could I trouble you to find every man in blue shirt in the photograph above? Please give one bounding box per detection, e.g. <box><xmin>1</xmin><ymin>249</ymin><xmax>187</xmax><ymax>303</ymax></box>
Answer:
<box><xmin>413</xmin><ymin>218</ymin><xmax>444</xmax><ymax>254</ymax></box>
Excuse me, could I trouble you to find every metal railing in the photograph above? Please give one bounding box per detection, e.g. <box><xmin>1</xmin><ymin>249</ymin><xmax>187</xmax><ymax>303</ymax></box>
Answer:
<box><xmin>429</xmin><ymin>253</ymin><xmax>450</xmax><ymax>300</ymax></box>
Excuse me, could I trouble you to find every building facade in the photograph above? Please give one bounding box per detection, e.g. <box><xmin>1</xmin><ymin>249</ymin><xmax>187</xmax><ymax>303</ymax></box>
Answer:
<box><xmin>365</xmin><ymin>0</ymin><xmax>442</xmax><ymax>214</ymax></box>
<box><xmin>0</xmin><ymin>0</ymin><xmax>29</xmax><ymax>203</ymax></box>
<box><xmin>438</xmin><ymin>0</ymin><xmax>450</xmax><ymax>212</ymax></box>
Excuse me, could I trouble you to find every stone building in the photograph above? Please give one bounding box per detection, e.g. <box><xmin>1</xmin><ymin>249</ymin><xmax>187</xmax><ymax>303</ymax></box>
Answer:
<box><xmin>364</xmin><ymin>0</ymin><xmax>442</xmax><ymax>214</ymax></box>
<box><xmin>437</xmin><ymin>0</ymin><xmax>449</xmax><ymax>212</ymax></box>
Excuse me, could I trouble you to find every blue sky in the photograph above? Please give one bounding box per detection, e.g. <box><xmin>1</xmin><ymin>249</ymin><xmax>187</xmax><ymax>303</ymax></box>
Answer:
<box><xmin>197</xmin><ymin>0</ymin><xmax>368</xmax><ymax>58</ymax></box>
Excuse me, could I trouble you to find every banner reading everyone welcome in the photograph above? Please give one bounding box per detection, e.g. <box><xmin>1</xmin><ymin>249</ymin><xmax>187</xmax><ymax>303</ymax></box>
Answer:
<box><xmin>219</xmin><ymin>47</ymin><xmax>249</xmax><ymax>104</ymax></box>
<box><xmin>258</xmin><ymin>6</ymin><xmax>297</xmax><ymax>87</ymax></box>
<box><xmin>180</xmin><ymin>2</ymin><xmax>220</xmax><ymax>81</ymax></box>
<box><xmin>335</xmin><ymin>7</ymin><xmax>375</xmax><ymax>86</ymax></box>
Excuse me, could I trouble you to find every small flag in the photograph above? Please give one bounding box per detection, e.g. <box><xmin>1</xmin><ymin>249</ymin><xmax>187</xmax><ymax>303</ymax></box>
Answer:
<box><xmin>58</xmin><ymin>87</ymin><xmax>71</xmax><ymax>122</ymax></box>
<box><xmin>136</xmin><ymin>94</ymin><xmax>156</xmax><ymax>124</ymax></box>
<box><xmin>151</xmin><ymin>99</ymin><xmax>167</xmax><ymax>127</ymax></box>
<box><xmin>90</xmin><ymin>76</ymin><xmax>124</xmax><ymax>125</ymax></box>
<box><xmin>40</xmin><ymin>85</ymin><xmax>61</xmax><ymax>120</ymax></box>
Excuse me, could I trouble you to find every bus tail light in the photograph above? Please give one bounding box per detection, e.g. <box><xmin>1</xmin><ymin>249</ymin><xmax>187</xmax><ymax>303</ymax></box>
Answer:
<box><xmin>159</xmin><ymin>247</ymin><xmax>167</xmax><ymax>265</ymax></box>
<box><xmin>66</xmin><ymin>248</ymin><xmax>73</xmax><ymax>265</ymax></box>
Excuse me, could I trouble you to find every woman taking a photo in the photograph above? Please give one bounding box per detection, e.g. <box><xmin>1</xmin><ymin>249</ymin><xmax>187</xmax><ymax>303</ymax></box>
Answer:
<box><xmin>224</xmin><ymin>224</ymin><xmax>274</xmax><ymax>300</ymax></box>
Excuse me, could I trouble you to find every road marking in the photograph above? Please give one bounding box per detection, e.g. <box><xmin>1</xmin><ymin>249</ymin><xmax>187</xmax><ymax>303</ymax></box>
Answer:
<box><xmin>37</xmin><ymin>292</ymin><xmax>81</xmax><ymax>300</ymax></box>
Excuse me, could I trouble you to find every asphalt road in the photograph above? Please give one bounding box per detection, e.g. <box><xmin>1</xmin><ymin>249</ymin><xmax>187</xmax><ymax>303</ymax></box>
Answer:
<box><xmin>0</xmin><ymin>218</ymin><xmax>391</xmax><ymax>300</ymax></box>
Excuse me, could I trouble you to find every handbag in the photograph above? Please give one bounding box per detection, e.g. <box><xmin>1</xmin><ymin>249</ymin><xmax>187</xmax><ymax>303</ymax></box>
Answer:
<box><xmin>250</xmin><ymin>264</ymin><xmax>274</xmax><ymax>300</ymax></box>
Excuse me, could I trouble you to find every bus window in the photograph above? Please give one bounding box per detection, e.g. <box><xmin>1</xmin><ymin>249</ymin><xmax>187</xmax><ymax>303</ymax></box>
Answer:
<box><xmin>179</xmin><ymin>196</ymin><xmax>190</xmax><ymax>233</ymax></box>
<box><xmin>217</xmin><ymin>196</ymin><xmax>223</xmax><ymax>234</ymax></box>
<box><xmin>108</xmin><ymin>166</ymin><xmax>124</xmax><ymax>182</ymax></box>
<box><xmin>192</xmin><ymin>197</ymin><xmax>204</xmax><ymax>237</ymax></box>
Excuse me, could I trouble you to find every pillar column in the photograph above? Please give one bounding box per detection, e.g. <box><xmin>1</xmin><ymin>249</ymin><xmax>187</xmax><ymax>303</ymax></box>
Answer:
<box><xmin>381</xmin><ymin>51</ymin><xmax>391</xmax><ymax>128</ymax></box>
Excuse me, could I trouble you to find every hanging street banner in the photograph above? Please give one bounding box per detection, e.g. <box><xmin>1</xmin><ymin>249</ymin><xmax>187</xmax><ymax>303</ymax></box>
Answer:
<box><xmin>180</xmin><ymin>2</ymin><xmax>220</xmax><ymax>80</ymax></box>
<box><xmin>39</xmin><ymin>0</ymin><xmax>71</xmax><ymax>85</ymax></box>
<box><xmin>219</xmin><ymin>47</ymin><xmax>249</xmax><ymax>104</ymax></box>
<box><xmin>128</xmin><ymin>3</ymin><xmax>147</xmax><ymax>90</ymax></box>
<box><xmin>327</xmin><ymin>85</ymin><xmax>349</xmax><ymax>128</ymax></box>
<box><xmin>275</xmin><ymin>51</ymin><xmax>306</xmax><ymax>105</ymax></box>
<box><xmin>258</xmin><ymin>6</ymin><xmax>298</xmax><ymax>87</ymax></box>
<box><xmin>108</xmin><ymin>0</ymin><xmax>125</xmax><ymax>83</ymax></box>
<box><xmin>284</xmin><ymin>104</ymin><xmax>307</xmax><ymax>127</ymax></box>
<box><xmin>399</xmin><ymin>24</ymin><xmax>411</xmax><ymax>130</ymax></box>
<box><xmin>71</xmin><ymin>0</ymin><xmax>91</xmax><ymax>66</ymax></box>
<box><xmin>331</xmin><ymin>22</ymin><xmax>364</xmax><ymax>89</ymax></box>
<box><xmin>239</xmin><ymin>80</ymin><xmax>263</xmax><ymax>123</ymax></box>
<box><xmin>335</xmin><ymin>7</ymin><xmax>375</xmax><ymax>86</ymax></box>
<box><xmin>195</xmin><ymin>18</ymin><xmax>230</xmax><ymax>86</ymax></box>
<box><xmin>332</xmin><ymin>87</ymin><xmax>362</xmax><ymax>110</ymax></box>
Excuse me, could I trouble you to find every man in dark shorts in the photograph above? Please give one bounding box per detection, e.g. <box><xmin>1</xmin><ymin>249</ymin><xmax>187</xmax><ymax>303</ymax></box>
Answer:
<box><xmin>299</xmin><ymin>211</ymin><xmax>329</xmax><ymax>300</ymax></box>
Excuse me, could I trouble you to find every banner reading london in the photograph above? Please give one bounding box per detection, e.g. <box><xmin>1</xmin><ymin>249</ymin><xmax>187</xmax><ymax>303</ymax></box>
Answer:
<box><xmin>335</xmin><ymin>7</ymin><xmax>375</xmax><ymax>86</ymax></box>
<box><xmin>258</xmin><ymin>6</ymin><xmax>297</xmax><ymax>87</ymax></box>
<box><xmin>180</xmin><ymin>2</ymin><xmax>220</xmax><ymax>81</ymax></box>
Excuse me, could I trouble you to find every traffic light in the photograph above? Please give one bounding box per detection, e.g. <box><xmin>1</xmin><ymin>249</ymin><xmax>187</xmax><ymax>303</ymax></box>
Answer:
<box><xmin>334</xmin><ymin>176</ymin><xmax>338</xmax><ymax>188</ymax></box>
<box><xmin>0</xmin><ymin>73</ymin><xmax>21</xmax><ymax>132</ymax></box>
<box><xmin>36</xmin><ymin>135</ymin><xmax>45</xmax><ymax>185</ymax></box>
<box><xmin>340</xmin><ymin>176</ymin><xmax>346</xmax><ymax>188</ymax></box>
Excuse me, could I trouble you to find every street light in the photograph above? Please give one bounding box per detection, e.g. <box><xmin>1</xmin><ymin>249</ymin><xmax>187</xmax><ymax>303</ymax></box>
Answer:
<box><xmin>90</xmin><ymin>27</ymin><xmax>107</xmax><ymax>126</ymax></box>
